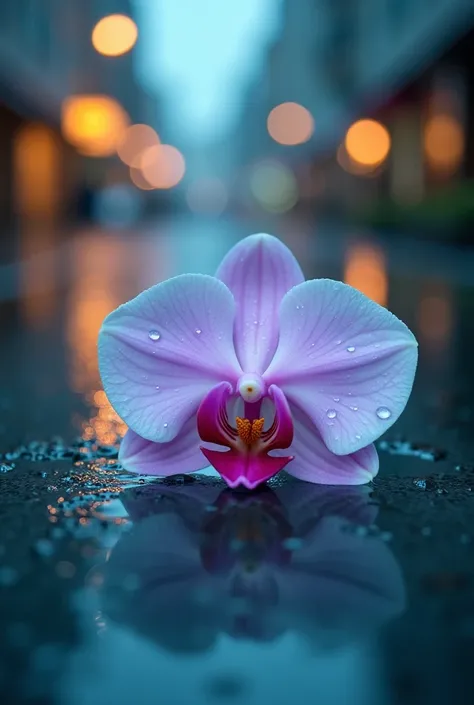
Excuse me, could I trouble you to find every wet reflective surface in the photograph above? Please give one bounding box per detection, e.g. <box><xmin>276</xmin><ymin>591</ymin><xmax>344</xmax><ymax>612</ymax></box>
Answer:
<box><xmin>1</xmin><ymin>216</ymin><xmax>474</xmax><ymax>705</ymax></box>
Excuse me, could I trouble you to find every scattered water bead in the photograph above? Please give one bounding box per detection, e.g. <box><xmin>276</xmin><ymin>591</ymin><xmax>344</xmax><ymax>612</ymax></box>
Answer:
<box><xmin>347</xmin><ymin>346</ymin><xmax>356</xmax><ymax>353</ymax></box>
<box><xmin>194</xmin><ymin>328</ymin><xmax>202</xmax><ymax>335</ymax></box>
<box><xmin>326</xmin><ymin>409</ymin><xmax>337</xmax><ymax>419</ymax></box>
<box><xmin>148</xmin><ymin>330</ymin><xmax>161</xmax><ymax>341</ymax></box>
<box><xmin>163</xmin><ymin>423</ymin><xmax>169</xmax><ymax>428</ymax></box>
<box><xmin>350</xmin><ymin>405</ymin><xmax>358</xmax><ymax>411</ymax></box>
<box><xmin>333</xmin><ymin>397</ymin><xmax>340</xmax><ymax>402</ymax></box>
<box><xmin>376</xmin><ymin>406</ymin><xmax>392</xmax><ymax>420</ymax></box>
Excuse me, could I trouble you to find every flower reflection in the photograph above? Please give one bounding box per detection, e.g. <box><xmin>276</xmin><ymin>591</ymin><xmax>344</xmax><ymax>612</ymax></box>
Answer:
<box><xmin>101</xmin><ymin>482</ymin><xmax>405</xmax><ymax>651</ymax></box>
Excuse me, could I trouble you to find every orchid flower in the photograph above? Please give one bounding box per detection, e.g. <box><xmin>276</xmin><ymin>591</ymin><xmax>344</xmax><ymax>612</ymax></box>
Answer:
<box><xmin>98</xmin><ymin>234</ymin><xmax>418</xmax><ymax>489</ymax></box>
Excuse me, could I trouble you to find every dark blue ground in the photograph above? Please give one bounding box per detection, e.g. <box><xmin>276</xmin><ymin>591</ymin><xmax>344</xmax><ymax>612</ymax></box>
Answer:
<box><xmin>1</xmin><ymin>216</ymin><xmax>474</xmax><ymax>705</ymax></box>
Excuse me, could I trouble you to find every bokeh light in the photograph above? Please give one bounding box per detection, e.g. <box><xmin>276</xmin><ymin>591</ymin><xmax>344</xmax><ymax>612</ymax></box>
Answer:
<box><xmin>129</xmin><ymin>166</ymin><xmax>155</xmax><ymax>191</ymax></box>
<box><xmin>344</xmin><ymin>243</ymin><xmax>388</xmax><ymax>306</ymax></box>
<box><xmin>267</xmin><ymin>102</ymin><xmax>314</xmax><ymax>146</ymax></box>
<box><xmin>140</xmin><ymin>144</ymin><xmax>186</xmax><ymax>189</ymax></box>
<box><xmin>337</xmin><ymin>143</ymin><xmax>381</xmax><ymax>177</ymax></box>
<box><xmin>186</xmin><ymin>177</ymin><xmax>228</xmax><ymax>214</ymax></box>
<box><xmin>424</xmin><ymin>114</ymin><xmax>464</xmax><ymax>175</ymax></box>
<box><xmin>92</xmin><ymin>14</ymin><xmax>138</xmax><ymax>57</ymax></box>
<box><xmin>117</xmin><ymin>124</ymin><xmax>160</xmax><ymax>167</ymax></box>
<box><xmin>62</xmin><ymin>95</ymin><xmax>129</xmax><ymax>157</ymax></box>
<box><xmin>250</xmin><ymin>160</ymin><xmax>298</xmax><ymax>212</ymax></box>
<box><xmin>345</xmin><ymin>119</ymin><xmax>391</xmax><ymax>167</ymax></box>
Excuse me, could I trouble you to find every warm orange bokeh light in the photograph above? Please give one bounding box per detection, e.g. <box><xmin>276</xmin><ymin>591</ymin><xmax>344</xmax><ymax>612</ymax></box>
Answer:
<box><xmin>14</xmin><ymin>124</ymin><xmax>61</xmax><ymax>219</ymax></box>
<box><xmin>424</xmin><ymin>114</ymin><xmax>464</xmax><ymax>175</ymax></box>
<box><xmin>140</xmin><ymin>144</ymin><xmax>186</xmax><ymax>189</ymax></box>
<box><xmin>92</xmin><ymin>14</ymin><xmax>138</xmax><ymax>57</ymax></box>
<box><xmin>267</xmin><ymin>103</ymin><xmax>314</xmax><ymax>146</ymax></box>
<box><xmin>337</xmin><ymin>143</ymin><xmax>380</xmax><ymax>177</ymax></box>
<box><xmin>345</xmin><ymin>119</ymin><xmax>391</xmax><ymax>167</ymax></box>
<box><xmin>62</xmin><ymin>95</ymin><xmax>129</xmax><ymax>157</ymax></box>
<box><xmin>344</xmin><ymin>243</ymin><xmax>388</xmax><ymax>306</ymax></box>
<box><xmin>117</xmin><ymin>124</ymin><xmax>160</xmax><ymax>167</ymax></box>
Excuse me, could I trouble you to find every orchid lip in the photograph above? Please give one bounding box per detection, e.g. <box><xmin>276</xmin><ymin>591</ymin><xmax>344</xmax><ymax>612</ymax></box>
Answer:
<box><xmin>197</xmin><ymin>382</ymin><xmax>294</xmax><ymax>489</ymax></box>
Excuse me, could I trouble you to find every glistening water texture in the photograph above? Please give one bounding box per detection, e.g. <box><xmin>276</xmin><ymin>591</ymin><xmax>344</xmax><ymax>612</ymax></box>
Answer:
<box><xmin>1</xmin><ymin>216</ymin><xmax>474</xmax><ymax>705</ymax></box>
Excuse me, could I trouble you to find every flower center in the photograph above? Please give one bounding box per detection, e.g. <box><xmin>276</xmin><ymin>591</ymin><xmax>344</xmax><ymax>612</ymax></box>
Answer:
<box><xmin>235</xmin><ymin>417</ymin><xmax>265</xmax><ymax>446</ymax></box>
<box><xmin>238</xmin><ymin>373</ymin><xmax>265</xmax><ymax>403</ymax></box>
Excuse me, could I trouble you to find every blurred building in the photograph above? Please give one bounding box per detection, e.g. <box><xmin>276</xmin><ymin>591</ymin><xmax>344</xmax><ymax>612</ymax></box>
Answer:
<box><xmin>231</xmin><ymin>0</ymin><xmax>474</xmax><ymax>234</ymax></box>
<box><xmin>0</xmin><ymin>0</ymin><xmax>162</xmax><ymax>230</ymax></box>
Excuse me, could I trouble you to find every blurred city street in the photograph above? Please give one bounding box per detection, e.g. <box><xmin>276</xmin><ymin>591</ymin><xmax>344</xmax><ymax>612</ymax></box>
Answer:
<box><xmin>1</xmin><ymin>1</ymin><xmax>474</xmax><ymax>704</ymax></box>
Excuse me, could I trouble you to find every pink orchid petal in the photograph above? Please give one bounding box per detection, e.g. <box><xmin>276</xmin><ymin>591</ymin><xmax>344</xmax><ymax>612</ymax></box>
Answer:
<box><xmin>216</xmin><ymin>233</ymin><xmax>304</xmax><ymax>374</ymax></box>
<box><xmin>264</xmin><ymin>279</ymin><xmax>418</xmax><ymax>455</ymax></box>
<box><xmin>200</xmin><ymin>448</ymin><xmax>293</xmax><ymax>490</ymax></box>
<box><xmin>119</xmin><ymin>417</ymin><xmax>208</xmax><ymax>476</ymax></box>
<box><xmin>272</xmin><ymin>406</ymin><xmax>378</xmax><ymax>485</ymax></box>
<box><xmin>99</xmin><ymin>274</ymin><xmax>242</xmax><ymax>443</ymax></box>
<box><xmin>263</xmin><ymin>385</ymin><xmax>294</xmax><ymax>450</ymax></box>
<box><xmin>196</xmin><ymin>381</ymin><xmax>235</xmax><ymax>447</ymax></box>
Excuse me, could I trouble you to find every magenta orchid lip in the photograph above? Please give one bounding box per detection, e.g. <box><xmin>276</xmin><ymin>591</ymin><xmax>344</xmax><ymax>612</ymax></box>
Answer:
<box><xmin>98</xmin><ymin>233</ymin><xmax>418</xmax><ymax>489</ymax></box>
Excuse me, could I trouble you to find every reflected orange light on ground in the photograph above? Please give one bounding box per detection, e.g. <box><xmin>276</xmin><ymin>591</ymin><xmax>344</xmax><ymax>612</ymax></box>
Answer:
<box><xmin>344</xmin><ymin>243</ymin><xmax>388</xmax><ymax>306</ymax></box>
<box><xmin>67</xmin><ymin>236</ymin><xmax>128</xmax><ymax>442</ymax></box>
<box><xmin>267</xmin><ymin>103</ymin><xmax>314</xmax><ymax>146</ymax></box>
<box><xmin>117</xmin><ymin>124</ymin><xmax>160</xmax><ymax>167</ymax></box>
<box><xmin>186</xmin><ymin>177</ymin><xmax>228</xmax><ymax>214</ymax></box>
<box><xmin>417</xmin><ymin>287</ymin><xmax>453</xmax><ymax>348</ymax></box>
<box><xmin>424</xmin><ymin>114</ymin><xmax>464</xmax><ymax>175</ymax></box>
<box><xmin>140</xmin><ymin>144</ymin><xmax>185</xmax><ymax>189</ymax></box>
<box><xmin>92</xmin><ymin>14</ymin><xmax>138</xmax><ymax>57</ymax></box>
<box><xmin>62</xmin><ymin>95</ymin><xmax>129</xmax><ymax>157</ymax></box>
<box><xmin>345</xmin><ymin>119</ymin><xmax>391</xmax><ymax>167</ymax></box>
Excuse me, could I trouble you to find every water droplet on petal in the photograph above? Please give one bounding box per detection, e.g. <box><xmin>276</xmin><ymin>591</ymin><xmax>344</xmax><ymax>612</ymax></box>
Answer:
<box><xmin>194</xmin><ymin>328</ymin><xmax>202</xmax><ymax>335</ymax></box>
<box><xmin>333</xmin><ymin>397</ymin><xmax>340</xmax><ymax>402</ymax></box>
<box><xmin>155</xmin><ymin>386</ymin><xmax>160</xmax><ymax>391</ymax></box>
<box><xmin>376</xmin><ymin>406</ymin><xmax>392</xmax><ymax>420</ymax></box>
<box><xmin>327</xmin><ymin>409</ymin><xmax>337</xmax><ymax>419</ymax></box>
<box><xmin>148</xmin><ymin>330</ymin><xmax>161</xmax><ymax>341</ymax></box>
<box><xmin>163</xmin><ymin>422</ymin><xmax>169</xmax><ymax>428</ymax></box>
<box><xmin>347</xmin><ymin>346</ymin><xmax>356</xmax><ymax>353</ymax></box>
<box><xmin>350</xmin><ymin>405</ymin><xmax>358</xmax><ymax>411</ymax></box>
<box><xmin>355</xmin><ymin>434</ymin><xmax>362</xmax><ymax>440</ymax></box>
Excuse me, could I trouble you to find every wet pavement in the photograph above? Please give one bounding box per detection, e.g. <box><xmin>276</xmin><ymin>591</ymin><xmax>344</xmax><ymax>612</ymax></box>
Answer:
<box><xmin>1</xmin><ymin>215</ymin><xmax>474</xmax><ymax>705</ymax></box>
